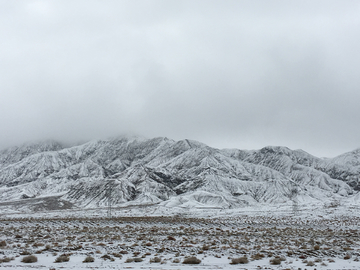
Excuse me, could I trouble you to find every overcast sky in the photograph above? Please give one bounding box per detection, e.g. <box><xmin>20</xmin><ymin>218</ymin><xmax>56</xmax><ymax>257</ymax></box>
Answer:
<box><xmin>1</xmin><ymin>0</ymin><xmax>359</xmax><ymax>157</ymax></box>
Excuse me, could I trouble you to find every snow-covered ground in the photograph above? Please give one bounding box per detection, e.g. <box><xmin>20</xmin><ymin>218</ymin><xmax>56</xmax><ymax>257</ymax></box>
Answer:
<box><xmin>1</xmin><ymin>202</ymin><xmax>360</xmax><ymax>270</ymax></box>
<box><xmin>1</xmin><ymin>196</ymin><xmax>360</xmax><ymax>221</ymax></box>
<box><xmin>2</xmin><ymin>254</ymin><xmax>360</xmax><ymax>269</ymax></box>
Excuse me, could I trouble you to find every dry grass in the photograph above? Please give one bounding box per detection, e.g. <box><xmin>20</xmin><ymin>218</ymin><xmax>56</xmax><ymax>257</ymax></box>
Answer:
<box><xmin>125</xmin><ymin>257</ymin><xmax>142</xmax><ymax>263</ymax></box>
<box><xmin>183</xmin><ymin>256</ymin><xmax>201</xmax><ymax>264</ymax></box>
<box><xmin>344</xmin><ymin>254</ymin><xmax>351</xmax><ymax>260</ymax></box>
<box><xmin>54</xmin><ymin>255</ymin><xmax>70</xmax><ymax>263</ymax></box>
<box><xmin>150</xmin><ymin>256</ymin><xmax>161</xmax><ymax>263</ymax></box>
<box><xmin>21</xmin><ymin>255</ymin><xmax>38</xmax><ymax>263</ymax></box>
<box><xmin>0</xmin><ymin>257</ymin><xmax>14</xmax><ymax>263</ymax></box>
<box><xmin>0</xmin><ymin>215</ymin><xmax>359</xmax><ymax>267</ymax></box>
<box><xmin>101</xmin><ymin>254</ymin><xmax>114</xmax><ymax>261</ymax></box>
<box><xmin>251</xmin><ymin>253</ymin><xmax>265</xmax><ymax>260</ymax></box>
<box><xmin>306</xmin><ymin>260</ymin><xmax>315</xmax><ymax>266</ymax></box>
<box><xmin>270</xmin><ymin>257</ymin><xmax>281</xmax><ymax>265</ymax></box>
<box><xmin>230</xmin><ymin>256</ymin><xmax>248</xmax><ymax>264</ymax></box>
<box><xmin>82</xmin><ymin>256</ymin><xmax>94</xmax><ymax>263</ymax></box>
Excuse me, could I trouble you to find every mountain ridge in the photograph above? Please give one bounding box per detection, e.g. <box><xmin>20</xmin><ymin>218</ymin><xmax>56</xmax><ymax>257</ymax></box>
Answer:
<box><xmin>0</xmin><ymin>136</ymin><xmax>358</xmax><ymax>211</ymax></box>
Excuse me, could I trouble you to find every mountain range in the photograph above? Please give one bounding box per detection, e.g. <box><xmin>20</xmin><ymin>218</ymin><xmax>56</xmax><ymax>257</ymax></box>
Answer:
<box><xmin>0</xmin><ymin>136</ymin><xmax>359</xmax><ymax>211</ymax></box>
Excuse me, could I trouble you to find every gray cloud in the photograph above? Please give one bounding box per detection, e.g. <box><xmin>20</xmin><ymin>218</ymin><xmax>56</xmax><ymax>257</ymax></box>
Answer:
<box><xmin>1</xmin><ymin>0</ymin><xmax>360</xmax><ymax>157</ymax></box>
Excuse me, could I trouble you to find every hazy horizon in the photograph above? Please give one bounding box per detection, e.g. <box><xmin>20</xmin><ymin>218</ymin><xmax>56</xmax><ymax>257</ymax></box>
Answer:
<box><xmin>1</xmin><ymin>1</ymin><xmax>360</xmax><ymax>157</ymax></box>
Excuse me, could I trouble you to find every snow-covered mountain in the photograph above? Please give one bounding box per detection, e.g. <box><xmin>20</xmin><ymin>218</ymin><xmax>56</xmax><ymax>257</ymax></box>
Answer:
<box><xmin>0</xmin><ymin>136</ymin><xmax>358</xmax><ymax>210</ymax></box>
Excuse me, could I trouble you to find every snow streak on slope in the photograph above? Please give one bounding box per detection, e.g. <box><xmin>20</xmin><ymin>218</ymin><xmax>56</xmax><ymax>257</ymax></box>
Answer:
<box><xmin>0</xmin><ymin>137</ymin><xmax>358</xmax><ymax>210</ymax></box>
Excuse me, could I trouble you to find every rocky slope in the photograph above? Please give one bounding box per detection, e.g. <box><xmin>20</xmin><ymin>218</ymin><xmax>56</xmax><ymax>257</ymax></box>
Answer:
<box><xmin>0</xmin><ymin>136</ymin><xmax>358</xmax><ymax>210</ymax></box>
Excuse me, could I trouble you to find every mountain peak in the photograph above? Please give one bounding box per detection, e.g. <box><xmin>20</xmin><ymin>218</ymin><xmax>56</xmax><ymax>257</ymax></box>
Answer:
<box><xmin>0</xmin><ymin>137</ymin><xmax>358</xmax><ymax>212</ymax></box>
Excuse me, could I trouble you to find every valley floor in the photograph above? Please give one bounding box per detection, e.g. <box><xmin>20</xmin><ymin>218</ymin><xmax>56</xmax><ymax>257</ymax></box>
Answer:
<box><xmin>1</xmin><ymin>203</ymin><xmax>360</xmax><ymax>269</ymax></box>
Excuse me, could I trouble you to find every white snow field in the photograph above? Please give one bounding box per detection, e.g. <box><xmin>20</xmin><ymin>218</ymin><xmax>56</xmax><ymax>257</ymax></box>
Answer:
<box><xmin>1</xmin><ymin>202</ymin><xmax>360</xmax><ymax>270</ymax></box>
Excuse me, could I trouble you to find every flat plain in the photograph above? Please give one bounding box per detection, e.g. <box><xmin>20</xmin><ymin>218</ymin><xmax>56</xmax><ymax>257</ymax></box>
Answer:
<box><xmin>1</xmin><ymin>205</ymin><xmax>360</xmax><ymax>269</ymax></box>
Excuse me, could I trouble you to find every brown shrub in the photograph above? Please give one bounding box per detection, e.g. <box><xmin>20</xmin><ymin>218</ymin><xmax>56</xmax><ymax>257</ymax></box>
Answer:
<box><xmin>306</xmin><ymin>260</ymin><xmax>315</xmax><ymax>266</ymax></box>
<box><xmin>70</xmin><ymin>245</ymin><xmax>82</xmax><ymax>250</ymax></box>
<box><xmin>150</xmin><ymin>257</ymin><xmax>161</xmax><ymax>263</ymax></box>
<box><xmin>21</xmin><ymin>255</ymin><xmax>38</xmax><ymax>263</ymax></box>
<box><xmin>54</xmin><ymin>255</ymin><xmax>70</xmax><ymax>263</ymax></box>
<box><xmin>112</xmin><ymin>252</ymin><xmax>122</xmax><ymax>258</ymax></box>
<box><xmin>125</xmin><ymin>257</ymin><xmax>142</xmax><ymax>263</ymax></box>
<box><xmin>251</xmin><ymin>253</ymin><xmax>265</xmax><ymax>260</ymax></box>
<box><xmin>344</xmin><ymin>254</ymin><xmax>351</xmax><ymax>260</ymax></box>
<box><xmin>183</xmin><ymin>257</ymin><xmax>201</xmax><ymax>264</ymax></box>
<box><xmin>83</xmin><ymin>256</ymin><xmax>94</xmax><ymax>263</ymax></box>
<box><xmin>125</xmin><ymin>258</ymin><xmax>134</xmax><ymax>263</ymax></box>
<box><xmin>270</xmin><ymin>257</ymin><xmax>281</xmax><ymax>265</ymax></box>
<box><xmin>230</xmin><ymin>256</ymin><xmax>248</xmax><ymax>264</ymax></box>
<box><xmin>202</xmin><ymin>245</ymin><xmax>210</xmax><ymax>250</ymax></box>
<box><xmin>133</xmin><ymin>251</ymin><xmax>140</xmax><ymax>257</ymax></box>
<box><xmin>101</xmin><ymin>254</ymin><xmax>113</xmax><ymax>261</ymax></box>
<box><xmin>157</xmin><ymin>247</ymin><xmax>165</xmax><ymax>253</ymax></box>
<box><xmin>0</xmin><ymin>241</ymin><xmax>6</xmax><ymax>247</ymax></box>
<box><xmin>0</xmin><ymin>257</ymin><xmax>13</xmax><ymax>263</ymax></box>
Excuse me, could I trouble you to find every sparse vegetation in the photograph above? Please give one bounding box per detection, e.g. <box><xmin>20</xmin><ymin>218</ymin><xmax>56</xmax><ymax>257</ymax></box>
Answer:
<box><xmin>0</xmin><ymin>257</ymin><xmax>14</xmax><ymax>263</ymax></box>
<box><xmin>230</xmin><ymin>256</ymin><xmax>248</xmax><ymax>264</ymax></box>
<box><xmin>150</xmin><ymin>256</ymin><xmax>161</xmax><ymax>263</ymax></box>
<box><xmin>21</xmin><ymin>255</ymin><xmax>38</xmax><ymax>263</ymax></box>
<box><xmin>101</xmin><ymin>254</ymin><xmax>114</xmax><ymax>261</ymax></box>
<box><xmin>83</xmin><ymin>256</ymin><xmax>94</xmax><ymax>263</ymax></box>
<box><xmin>251</xmin><ymin>253</ymin><xmax>265</xmax><ymax>260</ymax></box>
<box><xmin>54</xmin><ymin>255</ymin><xmax>70</xmax><ymax>263</ymax></box>
<box><xmin>306</xmin><ymin>260</ymin><xmax>315</xmax><ymax>266</ymax></box>
<box><xmin>167</xmin><ymin>235</ymin><xmax>176</xmax><ymax>241</ymax></box>
<box><xmin>183</xmin><ymin>256</ymin><xmax>201</xmax><ymax>264</ymax></box>
<box><xmin>344</xmin><ymin>254</ymin><xmax>351</xmax><ymax>260</ymax></box>
<box><xmin>270</xmin><ymin>257</ymin><xmax>282</xmax><ymax>265</ymax></box>
<box><xmin>112</xmin><ymin>252</ymin><xmax>122</xmax><ymax>258</ymax></box>
<box><xmin>0</xmin><ymin>215</ymin><xmax>359</xmax><ymax>268</ymax></box>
